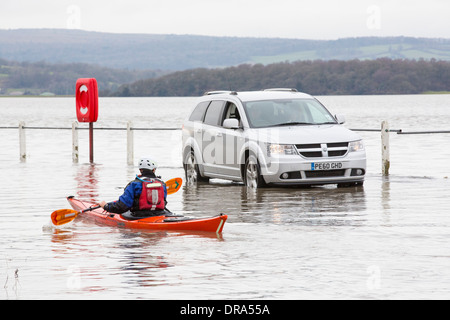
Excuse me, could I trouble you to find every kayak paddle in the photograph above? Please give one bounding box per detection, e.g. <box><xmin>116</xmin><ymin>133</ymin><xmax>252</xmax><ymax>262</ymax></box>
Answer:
<box><xmin>51</xmin><ymin>206</ymin><xmax>100</xmax><ymax>226</ymax></box>
<box><xmin>166</xmin><ymin>177</ymin><xmax>182</xmax><ymax>195</ymax></box>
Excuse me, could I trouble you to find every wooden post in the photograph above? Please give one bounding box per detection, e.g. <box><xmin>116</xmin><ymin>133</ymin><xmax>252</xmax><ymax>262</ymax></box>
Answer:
<box><xmin>72</xmin><ymin>121</ymin><xmax>79</xmax><ymax>163</ymax></box>
<box><xmin>19</xmin><ymin>121</ymin><xmax>26</xmax><ymax>162</ymax></box>
<box><xmin>127</xmin><ymin>121</ymin><xmax>134</xmax><ymax>165</ymax></box>
<box><xmin>381</xmin><ymin>120</ymin><xmax>390</xmax><ymax>176</ymax></box>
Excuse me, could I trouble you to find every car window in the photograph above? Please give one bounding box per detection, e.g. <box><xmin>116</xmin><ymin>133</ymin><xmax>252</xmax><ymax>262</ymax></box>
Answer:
<box><xmin>203</xmin><ymin>100</ymin><xmax>225</xmax><ymax>126</ymax></box>
<box><xmin>244</xmin><ymin>101</ymin><xmax>276</xmax><ymax>127</ymax></box>
<box><xmin>305</xmin><ymin>100</ymin><xmax>335</xmax><ymax>123</ymax></box>
<box><xmin>189</xmin><ymin>101</ymin><xmax>210</xmax><ymax>122</ymax></box>
<box><xmin>222</xmin><ymin>102</ymin><xmax>241</xmax><ymax>126</ymax></box>
<box><xmin>244</xmin><ymin>99</ymin><xmax>336</xmax><ymax>128</ymax></box>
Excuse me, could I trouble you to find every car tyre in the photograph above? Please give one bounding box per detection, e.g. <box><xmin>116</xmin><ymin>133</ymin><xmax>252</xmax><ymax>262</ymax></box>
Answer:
<box><xmin>184</xmin><ymin>150</ymin><xmax>209</xmax><ymax>185</ymax></box>
<box><xmin>244</xmin><ymin>154</ymin><xmax>266</xmax><ymax>188</ymax></box>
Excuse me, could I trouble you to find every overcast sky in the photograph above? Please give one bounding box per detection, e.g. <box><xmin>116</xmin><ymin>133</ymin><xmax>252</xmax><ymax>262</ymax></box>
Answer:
<box><xmin>1</xmin><ymin>0</ymin><xmax>449</xmax><ymax>39</ymax></box>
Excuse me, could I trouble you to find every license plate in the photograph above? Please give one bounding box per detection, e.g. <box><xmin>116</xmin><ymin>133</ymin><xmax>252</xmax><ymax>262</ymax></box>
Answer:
<box><xmin>311</xmin><ymin>162</ymin><xmax>343</xmax><ymax>171</ymax></box>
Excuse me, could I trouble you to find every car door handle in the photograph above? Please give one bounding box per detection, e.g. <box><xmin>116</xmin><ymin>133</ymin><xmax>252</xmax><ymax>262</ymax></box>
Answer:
<box><xmin>195</xmin><ymin>129</ymin><xmax>202</xmax><ymax>133</ymax></box>
<box><xmin>216</xmin><ymin>132</ymin><xmax>223</xmax><ymax>137</ymax></box>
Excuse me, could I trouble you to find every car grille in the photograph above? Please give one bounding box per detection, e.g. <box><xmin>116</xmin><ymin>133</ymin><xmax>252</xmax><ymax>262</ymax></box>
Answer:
<box><xmin>295</xmin><ymin>142</ymin><xmax>348</xmax><ymax>158</ymax></box>
<box><xmin>305</xmin><ymin>169</ymin><xmax>346</xmax><ymax>178</ymax></box>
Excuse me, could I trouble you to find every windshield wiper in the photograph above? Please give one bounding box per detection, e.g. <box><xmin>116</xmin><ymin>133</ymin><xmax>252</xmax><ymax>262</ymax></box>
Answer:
<box><xmin>316</xmin><ymin>121</ymin><xmax>338</xmax><ymax>125</ymax></box>
<box><xmin>266</xmin><ymin>121</ymin><xmax>314</xmax><ymax>127</ymax></box>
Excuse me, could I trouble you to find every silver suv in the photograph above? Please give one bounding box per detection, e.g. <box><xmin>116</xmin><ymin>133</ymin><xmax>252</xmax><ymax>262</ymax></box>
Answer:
<box><xmin>182</xmin><ymin>89</ymin><xmax>366</xmax><ymax>188</ymax></box>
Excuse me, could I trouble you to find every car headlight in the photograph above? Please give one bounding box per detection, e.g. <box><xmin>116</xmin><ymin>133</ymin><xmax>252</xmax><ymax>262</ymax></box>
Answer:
<box><xmin>349</xmin><ymin>140</ymin><xmax>364</xmax><ymax>152</ymax></box>
<box><xmin>267</xmin><ymin>144</ymin><xmax>298</xmax><ymax>156</ymax></box>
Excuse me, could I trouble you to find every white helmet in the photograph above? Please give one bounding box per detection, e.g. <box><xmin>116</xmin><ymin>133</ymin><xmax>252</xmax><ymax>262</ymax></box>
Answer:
<box><xmin>138</xmin><ymin>156</ymin><xmax>158</xmax><ymax>171</ymax></box>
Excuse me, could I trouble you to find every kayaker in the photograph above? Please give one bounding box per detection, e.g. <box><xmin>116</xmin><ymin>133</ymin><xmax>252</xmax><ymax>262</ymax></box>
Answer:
<box><xmin>97</xmin><ymin>156</ymin><xmax>169</xmax><ymax>218</ymax></box>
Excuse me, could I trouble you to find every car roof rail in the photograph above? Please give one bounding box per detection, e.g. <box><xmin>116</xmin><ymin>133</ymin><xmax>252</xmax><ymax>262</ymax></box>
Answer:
<box><xmin>203</xmin><ymin>90</ymin><xmax>238</xmax><ymax>96</ymax></box>
<box><xmin>263</xmin><ymin>88</ymin><xmax>298</xmax><ymax>92</ymax></box>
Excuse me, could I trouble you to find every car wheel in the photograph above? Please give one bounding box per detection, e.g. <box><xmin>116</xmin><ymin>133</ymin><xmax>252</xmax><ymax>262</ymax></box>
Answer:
<box><xmin>244</xmin><ymin>154</ymin><xmax>266</xmax><ymax>188</ymax></box>
<box><xmin>184</xmin><ymin>150</ymin><xmax>209</xmax><ymax>185</ymax></box>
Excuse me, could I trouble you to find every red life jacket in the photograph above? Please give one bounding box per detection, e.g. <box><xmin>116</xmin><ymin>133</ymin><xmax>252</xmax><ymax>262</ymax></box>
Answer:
<box><xmin>138</xmin><ymin>178</ymin><xmax>165</xmax><ymax>211</ymax></box>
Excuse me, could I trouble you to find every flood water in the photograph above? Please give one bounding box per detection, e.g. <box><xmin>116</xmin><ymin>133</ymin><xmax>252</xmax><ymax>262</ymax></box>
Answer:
<box><xmin>1</xmin><ymin>95</ymin><xmax>450</xmax><ymax>300</ymax></box>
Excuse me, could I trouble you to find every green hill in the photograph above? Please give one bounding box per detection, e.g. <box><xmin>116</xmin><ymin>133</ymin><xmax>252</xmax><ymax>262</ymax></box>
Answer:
<box><xmin>0</xmin><ymin>29</ymin><xmax>449</xmax><ymax>71</ymax></box>
<box><xmin>1</xmin><ymin>29</ymin><xmax>449</xmax><ymax>96</ymax></box>
<box><xmin>252</xmin><ymin>39</ymin><xmax>450</xmax><ymax>64</ymax></box>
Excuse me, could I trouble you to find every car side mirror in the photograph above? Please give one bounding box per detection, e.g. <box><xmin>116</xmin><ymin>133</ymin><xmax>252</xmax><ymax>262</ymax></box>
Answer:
<box><xmin>223</xmin><ymin>118</ymin><xmax>240</xmax><ymax>129</ymax></box>
<box><xmin>334</xmin><ymin>114</ymin><xmax>346</xmax><ymax>124</ymax></box>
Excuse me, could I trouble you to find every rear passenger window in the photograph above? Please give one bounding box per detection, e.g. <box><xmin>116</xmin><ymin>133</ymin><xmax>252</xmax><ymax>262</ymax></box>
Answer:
<box><xmin>189</xmin><ymin>101</ymin><xmax>210</xmax><ymax>121</ymax></box>
<box><xmin>203</xmin><ymin>100</ymin><xmax>225</xmax><ymax>126</ymax></box>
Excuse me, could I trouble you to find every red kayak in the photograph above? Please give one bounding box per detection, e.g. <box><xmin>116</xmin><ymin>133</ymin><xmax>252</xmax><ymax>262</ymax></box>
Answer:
<box><xmin>67</xmin><ymin>196</ymin><xmax>227</xmax><ymax>233</ymax></box>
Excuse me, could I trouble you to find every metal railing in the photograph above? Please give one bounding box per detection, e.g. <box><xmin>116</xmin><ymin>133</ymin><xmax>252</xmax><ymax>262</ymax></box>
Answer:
<box><xmin>3</xmin><ymin>121</ymin><xmax>450</xmax><ymax>175</ymax></box>
<box><xmin>351</xmin><ymin>128</ymin><xmax>450</xmax><ymax>134</ymax></box>
<box><xmin>6</xmin><ymin>121</ymin><xmax>180</xmax><ymax>164</ymax></box>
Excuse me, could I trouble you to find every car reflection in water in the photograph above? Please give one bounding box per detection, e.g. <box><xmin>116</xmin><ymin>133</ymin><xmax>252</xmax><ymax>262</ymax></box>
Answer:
<box><xmin>183</xmin><ymin>179</ymin><xmax>367</xmax><ymax>227</ymax></box>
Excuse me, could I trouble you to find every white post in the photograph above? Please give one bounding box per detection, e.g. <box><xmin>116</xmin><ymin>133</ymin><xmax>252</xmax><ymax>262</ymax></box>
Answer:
<box><xmin>127</xmin><ymin>121</ymin><xmax>134</xmax><ymax>165</ymax></box>
<box><xmin>72</xmin><ymin>121</ymin><xmax>79</xmax><ymax>163</ymax></box>
<box><xmin>19</xmin><ymin>121</ymin><xmax>26</xmax><ymax>162</ymax></box>
<box><xmin>381</xmin><ymin>120</ymin><xmax>390</xmax><ymax>176</ymax></box>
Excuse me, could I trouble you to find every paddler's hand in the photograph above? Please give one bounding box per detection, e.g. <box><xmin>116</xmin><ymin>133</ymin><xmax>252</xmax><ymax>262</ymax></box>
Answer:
<box><xmin>97</xmin><ymin>201</ymin><xmax>107</xmax><ymax>208</ymax></box>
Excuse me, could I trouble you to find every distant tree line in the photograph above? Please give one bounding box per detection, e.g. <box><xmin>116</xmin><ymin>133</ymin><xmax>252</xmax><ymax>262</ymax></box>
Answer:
<box><xmin>0</xmin><ymin>59</ymin><xmax>165</xmax><ymax>96</ymax></box>
<box><xmin>115</xmin><ymin>58</ymin><xmax>450</xmax><ymax>96</ymax></box>
<box><xmin>1</xmin><ymin>57</ymin><xmax>449</xmax><ymax>97</ymax></box>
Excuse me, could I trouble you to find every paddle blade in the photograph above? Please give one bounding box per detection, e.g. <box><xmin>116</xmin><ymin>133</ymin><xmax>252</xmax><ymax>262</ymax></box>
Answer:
<box><xmin>51</xmin><ymin>209</ymin><xmax>79</xmax><ymax>226</ymax></box>
<box><xmin>166</xmin><ymin>177</ymin><xmax>182</xmax><ymax>195</ymax></box>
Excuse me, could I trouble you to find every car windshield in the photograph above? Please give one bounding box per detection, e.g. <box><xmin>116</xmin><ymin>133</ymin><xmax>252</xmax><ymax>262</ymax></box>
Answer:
<box><xmin>243</xmin><ymin>98</ymin><xmax>337</xmax><ymax>128</ymax></box>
